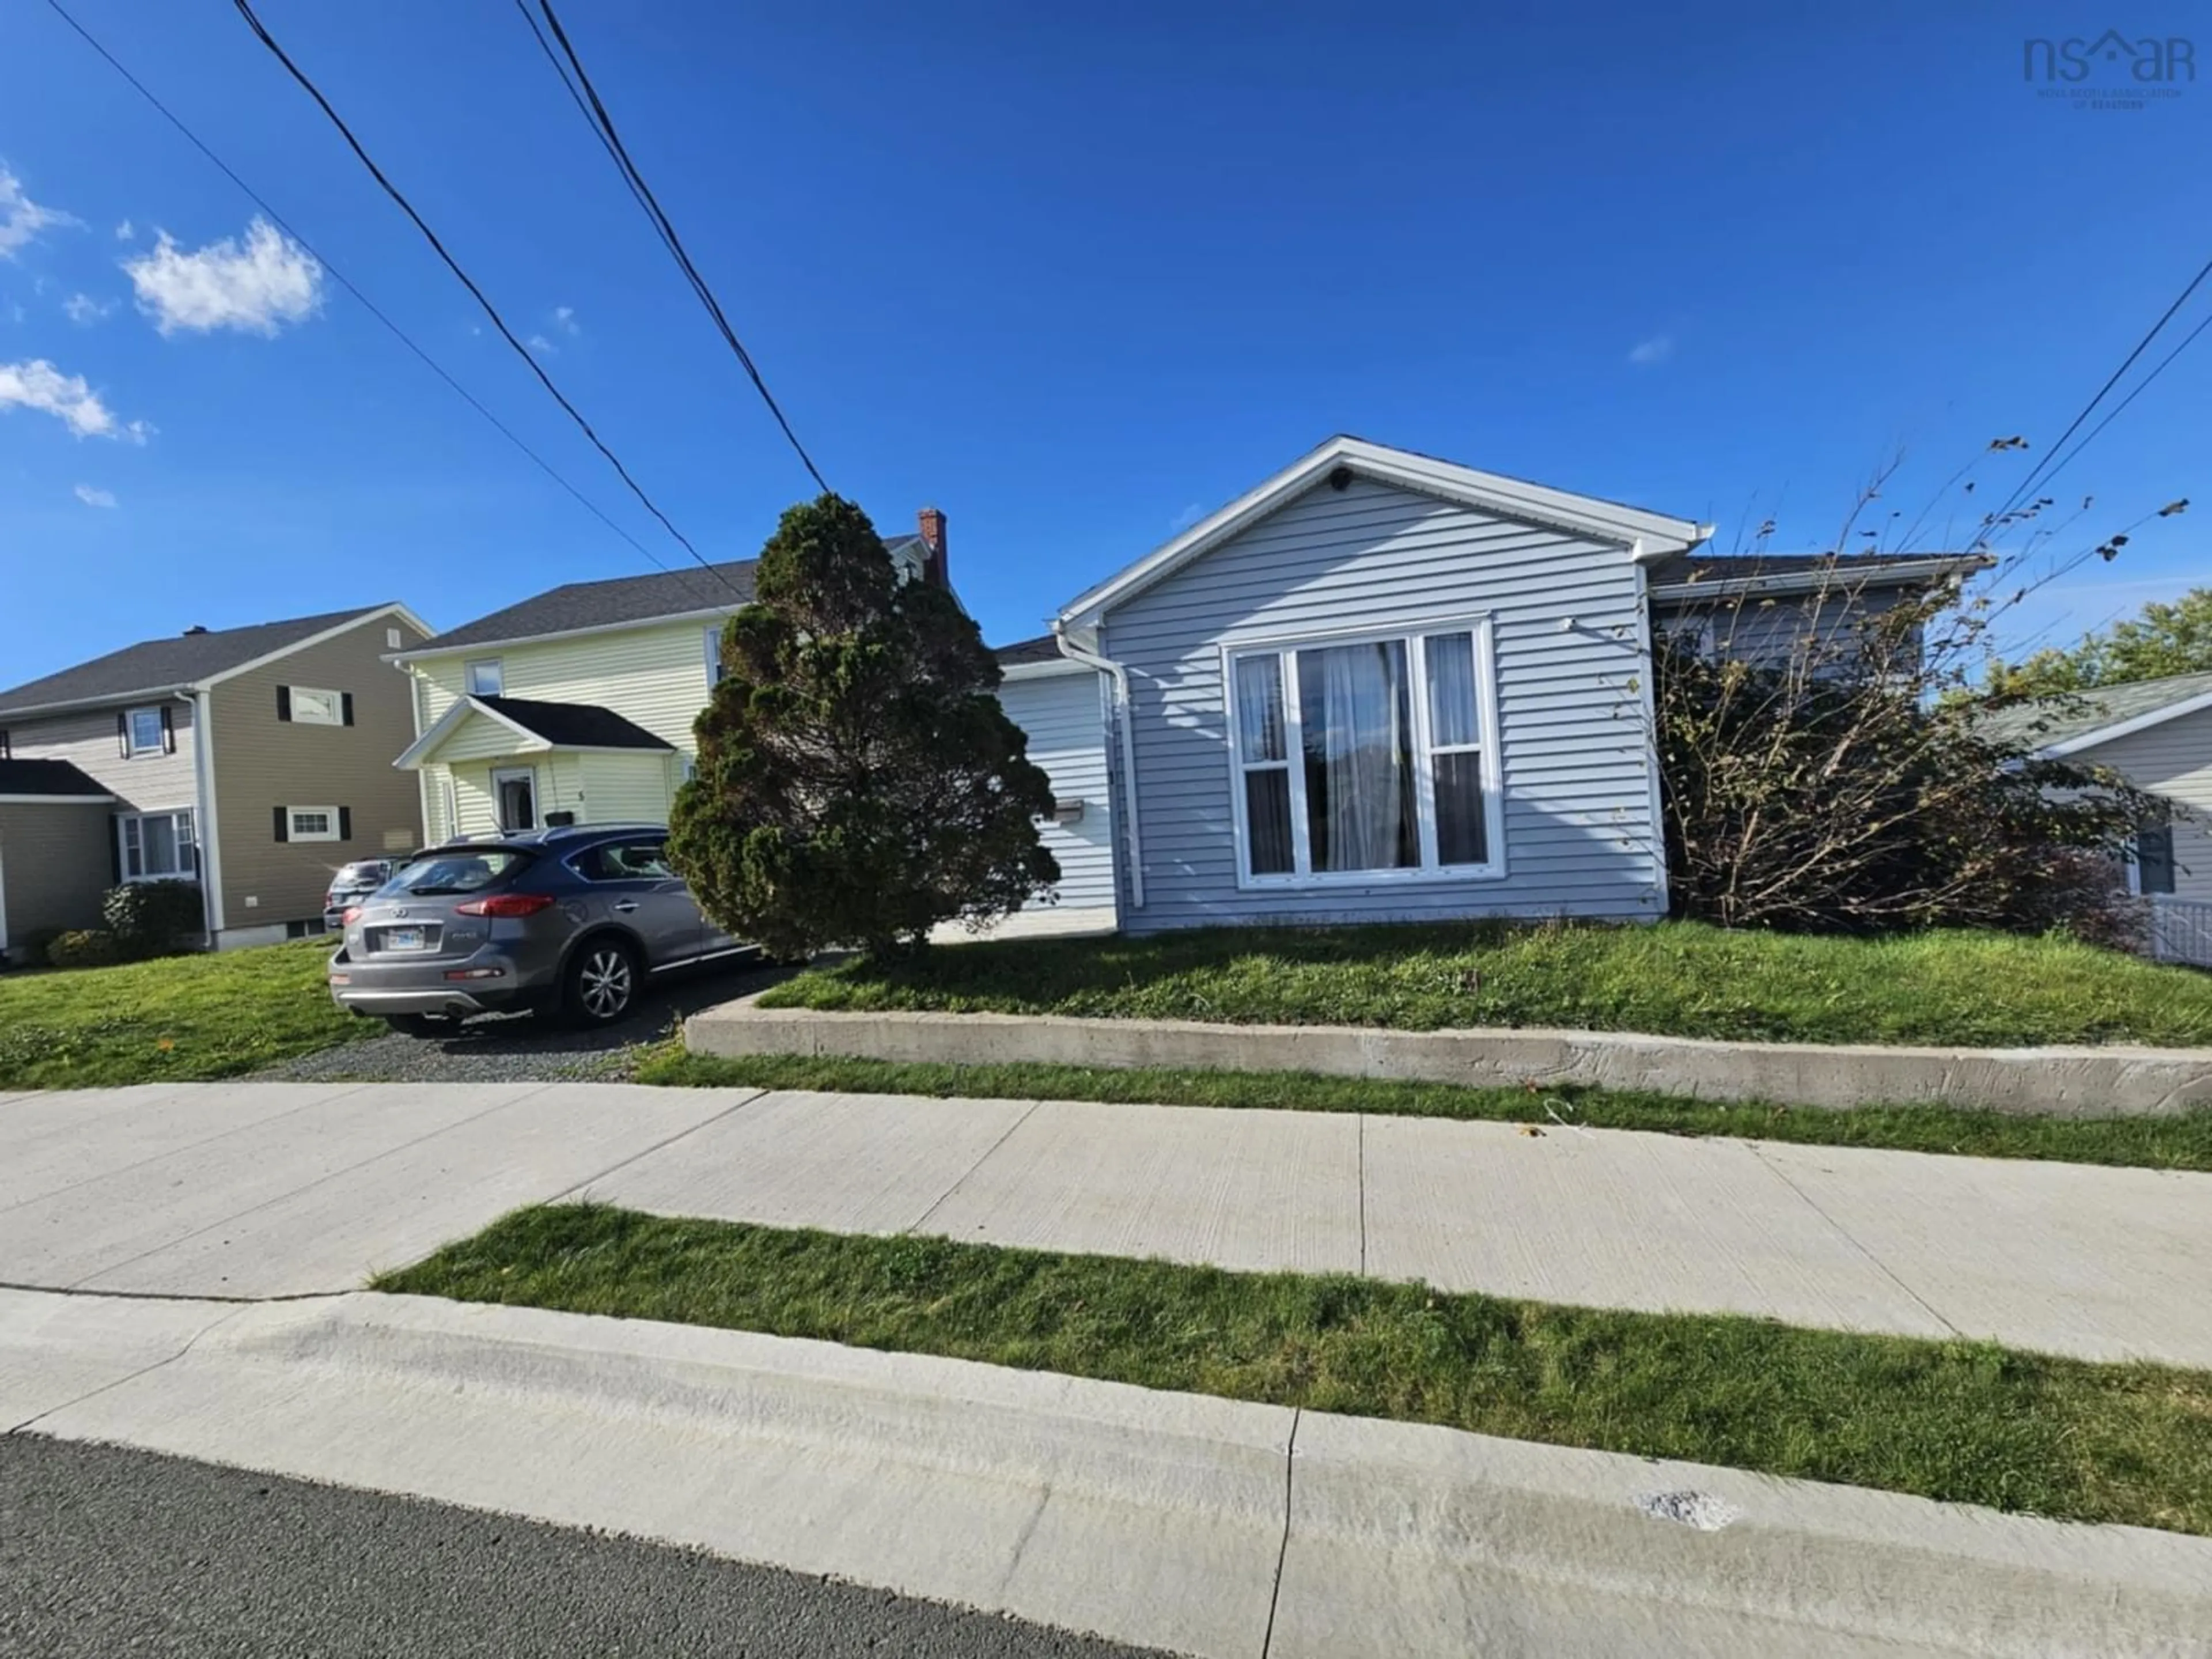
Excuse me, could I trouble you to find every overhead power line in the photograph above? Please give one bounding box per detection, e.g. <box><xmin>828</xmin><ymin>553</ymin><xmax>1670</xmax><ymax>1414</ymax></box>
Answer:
<box><xmin>227</xmin><ymin>0</ymin><xmax>744</xmax><ymax>602</ymax></box>
<box><xmin>1984</xmin><ymin>251</ymin><xmax>2212</xmax><ymax>530</ymax></box>
<box><xmin>41</xmin><ymin>0</ymin><xmax>732</xmax><ymax>608</ymax></box>
<box><xmin>2035</xmin><ymin>308</ymin><xmax>2212</xmax><ymax>501</ymax></box>
<box><xmin>517</xmin><ymin>0</ymin><xmax>832</xmax><ymax>495</ymax></box>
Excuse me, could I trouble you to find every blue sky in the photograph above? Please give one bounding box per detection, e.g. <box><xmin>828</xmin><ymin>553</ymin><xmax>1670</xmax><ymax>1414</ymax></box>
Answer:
<box><xmin>2</xmin><ymin>1</ymin><xmax>2208</xmax><ymax>685</ymax></box>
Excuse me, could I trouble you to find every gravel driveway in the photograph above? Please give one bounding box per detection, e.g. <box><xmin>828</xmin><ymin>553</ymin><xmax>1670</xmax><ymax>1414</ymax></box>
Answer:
<box><xmin>257</xmin><ymin>960</ymin><xmax>788</xmax><ymax>1084</ymax></box>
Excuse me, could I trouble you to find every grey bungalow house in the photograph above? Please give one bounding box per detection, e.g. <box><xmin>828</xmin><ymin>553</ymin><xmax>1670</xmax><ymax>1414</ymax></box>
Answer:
<box><xmin>995</xmin><ymin>435</ymin><xmax>1979</xmax><ymax>935</ymax></box>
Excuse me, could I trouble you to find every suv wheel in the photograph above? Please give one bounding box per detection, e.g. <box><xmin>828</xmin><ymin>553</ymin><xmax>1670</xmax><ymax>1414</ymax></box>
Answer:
<box><xmin>565</xmin><ymin>938</ymin><xmax>639</xmax><ymax>1027</ymax></box>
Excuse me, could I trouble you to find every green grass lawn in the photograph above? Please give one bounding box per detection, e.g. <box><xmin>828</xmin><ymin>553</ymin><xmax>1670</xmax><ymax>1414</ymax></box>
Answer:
<box><xmin>760</xmin><ymin>920</ymin><xmax>2212</xmax><ymax>1047</ymax></box>
<box><xmin>0</xmin><ymin>941</ymin><xmax>368</xmax><ymax>1089</ymax></box>
<box><xmin>641</xmin><ymin>1050</ymin><xmax>2212</xmax><ymax>1173</ymax></box>
<box><xmin>380</xmin><ymin>1203</ymin><xmax>2212</xmax><ymax>1537</ymax></box>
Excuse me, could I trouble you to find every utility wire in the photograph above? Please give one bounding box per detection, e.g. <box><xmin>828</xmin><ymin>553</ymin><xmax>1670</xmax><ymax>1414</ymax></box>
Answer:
<box><xmin>228</xmin><ymin>0</ymin><xmax>744</xmax><ymax>602</ymax></box>
<box><xmin>1984</xmin><ymin>251</ymin><xmax>2212</xmax><ymax>530</ymax></box>
<box><xmin>40</xmin><ymin>0</ymin><xmax>733</xmax><ymax>607</ymax></box>
<box><xmin>2035</xmin><ymin>307</ymin><xmax>2212</xmax><ymax>501</ymax></box>
<box><xmin>520</xmin><ymin>0</ymin><xmax>832</xmax><ymax>495</ymax></box>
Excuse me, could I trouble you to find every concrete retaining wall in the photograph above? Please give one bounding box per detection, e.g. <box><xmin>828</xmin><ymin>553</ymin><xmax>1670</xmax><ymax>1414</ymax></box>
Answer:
<box><xmin>685</xmin><ymin>995</ymin><xmax>2212</xmax><ymax>1118</ymax></box>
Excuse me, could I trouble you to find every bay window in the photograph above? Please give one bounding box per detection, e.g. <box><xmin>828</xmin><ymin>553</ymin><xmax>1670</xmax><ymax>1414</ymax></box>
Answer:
<box><xmin>119</xmin><ymin>809</ymin><xmax>197</xmax><ymax>881</ymax></box>
<box><xmin>1226</xmin><ymin>619</ymin><xmax>1502</xmax><ymax>885</ymax></box>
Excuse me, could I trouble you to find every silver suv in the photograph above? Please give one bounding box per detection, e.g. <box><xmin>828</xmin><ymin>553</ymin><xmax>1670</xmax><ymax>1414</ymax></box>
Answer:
<box><xmin>327</xmin><ymin>823</ymin><xmax>754</xmax><ymax>1035</ymax></box>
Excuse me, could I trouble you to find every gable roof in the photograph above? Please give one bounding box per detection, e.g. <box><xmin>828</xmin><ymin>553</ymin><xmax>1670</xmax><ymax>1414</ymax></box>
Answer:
<box><xmin>1056</xmin><ymin>435</ymin><xmax>1711</xmax><ymax>631</ymax></box>
<box><xmin>994</xmin><ymin>635</ymin><xmax>1064</xmax><ymax>666</ymax></box>
<box><xmin>0</xmin><ymin>604</ymin><xmax>425</xmax><ymax>720</ymax></box>
<box><xmin>1978</xmin><ymin>669</ymin><xmax>2212</xmax><ymax>757</ymax></box>
<box><xmin>0</xmin><ymin>757</ymin><xmax>112</xmax><ymax>800</ymax></box>
<box><xmin>406</xmin><ymin>536</ymin><xmax>935</xmax><ymax>659</ymax></box>
<box><xmin>393</xmin><ymin>694</ymin><xmax>674</xmax><ymax>768</ymax></box>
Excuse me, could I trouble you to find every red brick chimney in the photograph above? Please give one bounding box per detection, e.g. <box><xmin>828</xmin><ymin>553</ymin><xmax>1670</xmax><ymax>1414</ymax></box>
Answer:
<box><xmin>916</xmin><ymin>505</ymin><xmax>947</xmax><ymax>585</ymax></box>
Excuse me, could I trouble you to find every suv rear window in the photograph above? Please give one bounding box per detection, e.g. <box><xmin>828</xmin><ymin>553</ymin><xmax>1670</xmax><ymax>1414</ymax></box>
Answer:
<box><xmin>335</xmin><ymin>862</ymin><xmax>390</xmax><ymax>885</ymax></box>
<box><xmin>387</xmin><ymin>849</ymin><xmax>531</xmax><ymax>897</ymax></box>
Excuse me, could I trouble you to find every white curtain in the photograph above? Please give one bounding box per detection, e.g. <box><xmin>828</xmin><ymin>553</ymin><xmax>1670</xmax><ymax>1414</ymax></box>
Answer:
<box><xmin>1316</xmin><ymin>641</ymin><xmax>1408</xmax><ymax>870</ymax></box>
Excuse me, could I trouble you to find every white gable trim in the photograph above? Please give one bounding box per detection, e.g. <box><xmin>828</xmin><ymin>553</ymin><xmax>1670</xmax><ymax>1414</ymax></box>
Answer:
<box><xmin>1001</xmin><ymin>657</ymin><xmax>1098</xmax><ymax>682</ymax></box>
<box><xmin>2034</xmin><ymin>687</ymin><xmax>2212</xmax><ymax>758</ymax></box>
<box><xmin>393</xmin><ymin>696</ymin><xmax>552</xmax><ymax>769</ymax></box>
<box><xmin>387</xmin><ymin>605</ymin><xmax>745</xmax><ymax>666</ymax></box>
<box><xmin>197</xmin><ymin>603</ymin><xmax>435</xmax><ymax>691</ymax></box>
<box><xmin>1057</xmin><ymin>436</ymin><xmax>1710</xmax><ymax>631</ymax></box>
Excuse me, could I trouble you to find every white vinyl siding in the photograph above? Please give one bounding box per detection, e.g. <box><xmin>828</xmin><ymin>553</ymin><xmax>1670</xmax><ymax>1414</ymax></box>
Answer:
<box><xmin>999</xmin><ymin>671</ymin><xmax>1116</xmax><ymax>911</ymax></box>
<box><xmin>414</xmin><ymin>618</ymin><xmax>719</xmax><ymax>757</ymax></box>
<box><xmin>579</xmin><ymin>751</ymin><xmax>680</xmax><ymax>825</ymax></box>
<box><xmin>2</xmin><ymin>702</ymin><xmax>198</xmax><ymax>816</ymax></box>
<box><xmin>1101</xmin><ymin>476</ymin><xmax>1664</xmax><ymax>933</ymax></box>
<box><xmin>2073</xmin><ymin>704</ymin><xmax>2212</xmax><ymax>904</ymax></box>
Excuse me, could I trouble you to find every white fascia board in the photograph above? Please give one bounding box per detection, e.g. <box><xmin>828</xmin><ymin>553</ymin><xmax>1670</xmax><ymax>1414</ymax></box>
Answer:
<box><xmin>0</xmin><ymin>685</ymin><xmax>193</xmax><ymax>721</ymax></box>
<box><xmin>195</xmin><ymin>603</ymin><xmax>435</xmax><ymax>692</ymax></box>
<box><xmin>1056</xmin><ymin>435</ymin><xmax>1709</xmax><ymax>630</ymax></box>
<box><xmin>392</xmin><ymin>696</ymin><xmax>551</xmax><ymax>770</ymax></box>
<box><xmin>2036</xmin><ymin>687</ymin><xmax>2212</xmax><ymax>759</ymax></box>
<box><xmin>387</xmin><ymin>605</ymin><xmax>744</xmax><ymax>666</ymax></box>
<box><xmin>0</xmin><ymin>792</ymin><xmax>114</xmax><ymax>804</ymax></box>
<box><xmin>1000</xmin><ymin>657</ymin><xmax>1100</xmax><ymax>681</ymax></box>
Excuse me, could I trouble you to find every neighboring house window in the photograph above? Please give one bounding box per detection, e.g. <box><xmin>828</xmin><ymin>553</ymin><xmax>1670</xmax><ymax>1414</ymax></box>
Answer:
<box><xmin>466</xmin><ymin>659</ymin><xmax>504</xmax><ymax>696</ymax></box>
<box><xmin>282</xmin><ymin>806</ymin><xmax>346</xmax><ymax>843</ymax></box>
<box><xmin>279</xmin><ymin>685</ymin><xmax>349</xmax><ymax>726</ymax></box>
<box><xmin>2138</xmin><ymin>824</ymin><xmax>2177</xmax><ymax>896</ymax></box>
<box><xmin>1225</xmin><ymin>620</ymin><xmax>1503</xmax><ymax>886</ymax></box>
<box><xmin>0</xmin><ymin>730</ymin><xmax>9</xmax><ymax>759</ymax></box>
<box><xmin>119</xmin><ymin>809</ymin><xmax>196</xmax><ymax>881</ymax></box>
<box><xmin>703</xmin><ymin>624</ymin><xmax>725</xmax><ymax>687</ymax></box>
<box><xmin>122</xmin><ymin>704</ymin><xmax>172</xmax><ymax>757</ymax></box>
<box><xmin>385</xmin><ymin>627</ymin><xmax>403</xmax><ymax>650</ymax></box>
<box><xmin>1657</xmin><ymin>614</ymin><xmax>1714</xmax><ymax>658</ymax></box>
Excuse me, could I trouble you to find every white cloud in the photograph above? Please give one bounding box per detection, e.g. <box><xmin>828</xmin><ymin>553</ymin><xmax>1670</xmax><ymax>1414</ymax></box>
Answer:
<box><xmin>73</xmin><ymin>483</ymin><xmax>118</xmax><ymax>509</ymax></box>
<box><xmin>525</xmin><ymin>332</ymin><xmax>556</xmax><ymax>355</ymax></box>
<box><xmin>1627</xmin><ymin>334</ymin><xmax>1675</xmax><ymax>367</ymax></box>
<box><xmin>0</xmin><ymin>166</ymin><xmax>79</xmax><ymax>259</ymax></box>
<box><xmin>1168</xmin><ymin>501</ymin><xmax>1206</xmax><ymax>533</ymax></box>
<box><xmin>552</xmin><ymin>304</ymin><xmax>579</xmax><ymax>336</ymax></box>
<box><xmin>123</xmin><ymin>217</ymin><xmax>324</xmax><ymax>336</ymax></box>
<box><xmin>63</xmin><ymin>291</ymin><xmax>115</xmax><ymax>325</ymax></box>
<box><xmin>0</xmin><ymin>357</ymin><xmax>146</xmax><ymax>440</ymax></box>
<box><xmin>114</xmin><ymin>218</ymin><xmax>134</xmax><ymax>241</ymax></box>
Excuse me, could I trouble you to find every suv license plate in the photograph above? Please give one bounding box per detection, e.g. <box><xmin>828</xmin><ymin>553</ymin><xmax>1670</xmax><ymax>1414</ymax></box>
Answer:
<box><xmin>384</xmin><ymin>927</ymin><xmax>426</xmax><ymax>952</ymax></box>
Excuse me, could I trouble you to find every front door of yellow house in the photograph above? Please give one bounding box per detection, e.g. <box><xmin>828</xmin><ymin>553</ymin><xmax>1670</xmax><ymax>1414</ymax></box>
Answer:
<box><xmin>491</xmin><ymin>766</ymin><xmax>537</xmax><ymax>832</ymax></box>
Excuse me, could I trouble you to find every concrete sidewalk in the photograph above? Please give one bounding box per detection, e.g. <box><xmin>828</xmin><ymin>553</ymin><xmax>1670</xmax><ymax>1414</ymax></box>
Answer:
<box><xmin>4</xmin><ymin>1083</ymin><xmax>2209</xmax><ymax>1365</ymax></box>
<box><xmin>7</xmin><ymin>1289</ymin><xmax>2209</xmax><ymax>1658</ymax></box>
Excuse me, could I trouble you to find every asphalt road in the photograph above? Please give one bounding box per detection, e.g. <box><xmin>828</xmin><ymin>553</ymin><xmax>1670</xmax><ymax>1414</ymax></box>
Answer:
<box><xmin>0</xmin><ymin>1436</ymin><xmax>1171</xmax><ymax>1659</ymax></box>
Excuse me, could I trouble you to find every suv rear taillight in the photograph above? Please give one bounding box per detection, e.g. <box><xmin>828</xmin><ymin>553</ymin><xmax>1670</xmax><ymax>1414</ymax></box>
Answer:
<box><xmin>342</xmin><ymin>907</ymin><xmax>364</xmax><ymax>925</ymax></box>
<box><xmin>454</xmin><ymin>893</ymin><xmax>556</xmax><ymax>918</ymax></box>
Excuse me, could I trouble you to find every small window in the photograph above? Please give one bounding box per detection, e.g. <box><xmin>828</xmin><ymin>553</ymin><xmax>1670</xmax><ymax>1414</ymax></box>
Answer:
<box><xmin>704</xmin><ymin>624</ymin><xmax>726</xmax><ymax>687</ymax></box>
<box><xmin>2138</xmin><ymin>825</ymin><xmax>2177</xmax><ymax>896</ymax></box>
<box><xmin>466</xmin><ymin>658</ymin><xmax>504</xmax><ymax>696</ymax></box>
<box><xmin>287</xmin><ymin>806</ymin><xmax>342</xmax><ymax>843</ymax></box>
<box><xmin>119</xmin><ymin>809</ymin><xmax>196</xmax><ymax>881</ymax></box>
<box><xmin>385</xmin><ymin>627</ymin><xmax>403</xmax><ymax>650</ymax></box>
<box><xmin>288</xmin><ymin>686</ymin><xmax>344</xmax><ymax>726</ymax></box>
<box><xmin>127</xmin><ymin>706</ymin><xmax>165</xmax><ymax>756</ymax></box>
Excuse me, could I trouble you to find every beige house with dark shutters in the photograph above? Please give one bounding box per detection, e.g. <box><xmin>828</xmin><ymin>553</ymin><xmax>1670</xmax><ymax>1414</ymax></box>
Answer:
<box><xmin>0</xmin><ymin>603</ymin><xmax>431</xmax><ymax>956</ymax></box>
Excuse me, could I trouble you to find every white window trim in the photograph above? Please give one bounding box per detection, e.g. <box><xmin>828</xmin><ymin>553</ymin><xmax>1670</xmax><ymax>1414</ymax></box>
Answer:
<box><xmin>703</xmin><ymin>624</ymin><xmax>725</xmax><ymax>687</ymax></box>
<box><xmin>287</xmin><ymin>805</ymin><xmax>342</xmax><ymax>843</ymax></box>
<box><xmin>465</xmin><ymin>658</ymin><xmax>504</xmax><ymax>697</ymax></box>
<box><xmin>118</xmin><ymin>808</ymin><xmax>197</xmax><ymax>882</ymax></box>
<box><xmin>490</xmin><ymin>764</ymin><xmax>539</xmax><ymax>832</ymax></box>
<box><xmin>289</xmin><ymin>685</ymin><xmax>344</xmax><ymax>727</ymax></box>
<box><xmin>126</xmin><ymin>705</ymin><xmax>166</xmax><ymax>757</ymax></box>
<box><xmin>1219</xmin><ymin>615</ymin><xmax>1506</xmax><ymax>892</ymax></box>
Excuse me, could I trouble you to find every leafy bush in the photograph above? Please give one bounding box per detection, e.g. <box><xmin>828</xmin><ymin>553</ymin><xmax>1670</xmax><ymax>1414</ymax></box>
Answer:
<box><xmin>46</xmin><ymin>929</ymin><xmax>131</xmax><ymax>970</ymax></box>
<box><xmin>670</xmin><ymin>494</ymin><xmax>1059</xmax><ymax>960</ymax></box>
<box><xmin>101</xmin><ymin>880</ymin><xmax>205</xmax><ymax>954</ymax></box>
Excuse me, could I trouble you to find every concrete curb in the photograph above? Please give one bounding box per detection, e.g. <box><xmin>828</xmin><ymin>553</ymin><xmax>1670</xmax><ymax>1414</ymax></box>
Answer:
<box><xmin>687</xmin><ymin>994</ymin><xmax>2212</xmax><ymax>1116</ymax></box>
<box><xmin>17</xmin><ymin>1290</ymin><xmax>2212</xmax><ymax>1656</ymax></box>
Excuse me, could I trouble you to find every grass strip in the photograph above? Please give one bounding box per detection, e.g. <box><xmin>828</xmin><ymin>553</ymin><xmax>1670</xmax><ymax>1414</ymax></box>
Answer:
<box><xmin>638</xmin><ymin>1050</ymin><xmax>2212</xmax><ymax>1173</ymax></box>
<box><xmin>378</xmin><ymin>1203</ymin><xmax>2212</xmax><ymax>1536</ymax></box>
<box><xmin>759</xmin><ymin>921</ymin><xmax>2212</xmax><ymax>1048</ymax></box>
<box><xmin>0</xmin><ymin>940</ymin><xmax>366</xmax><ymax>1089</ymax></box>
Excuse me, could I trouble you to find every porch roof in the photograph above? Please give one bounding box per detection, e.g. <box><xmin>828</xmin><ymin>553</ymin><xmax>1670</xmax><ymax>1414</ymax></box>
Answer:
<box><xmin>395</xmin><ymin>695</ymin><xmax>675</xmax><ymax>770</ymax></box>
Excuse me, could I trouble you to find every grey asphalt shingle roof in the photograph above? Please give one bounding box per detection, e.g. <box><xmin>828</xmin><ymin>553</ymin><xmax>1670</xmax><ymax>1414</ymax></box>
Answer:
<box><xmin>993</xmin><ymin>634</ymin><xmax>1065</xmax><ymax>666</ymax></box>
<box><xmin>0</xmin><ymin>607</ymin><xmax>392</xmax><ymax>719</ymax></box>
<box><xmin>1978</xmin><ymin>669</ymin><xmax>2212</xmax><ymax>752</ymax></box>
<box><xmin>418</xmin><ymin>537</ymin><xmax>931</xmax><ymax>655</ymax></box>
<box><xmin>475</xmin><ymin>696</ymin><xmax>672</xmax><ymax>751</ymax></box>
<box><xmin>0</xmin><ymin>758</ymin><xmax>111</xmax><ymax>797</ymax></box>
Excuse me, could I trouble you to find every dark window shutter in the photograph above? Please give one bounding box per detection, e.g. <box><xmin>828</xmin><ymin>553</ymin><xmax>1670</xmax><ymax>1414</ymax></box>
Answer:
<box><xmin>2141</xmin><ymin>825</ymin><xmax>2177</xmax><ymax>895</ymax></box>
<box><xmin>161</xmin><ymin>705</ymin><xmax>176</xmax><ymax>754</ymax></box>
<box><xmin>338</xmin><ymin>806</ymin><xmax>353</xmax><ymax>841</ymax></box>
<box><xmin>116</xmin><ymin>711</ymin><xmax>129</xmax><ymax>759</ymax></box>
<box><xmin>273</xmin><ymin>806</ymin><xmax>290</xmax><ymax>844</ymax></box>
<box><xmin>341</xmin><ymin>692</ymin><xmax>355</xmax><ymax>726</ymax></box>
<box><xmin>276</xmin><ymin>685</ymin><xmax>292</xmax><ymax>722</ymax></box>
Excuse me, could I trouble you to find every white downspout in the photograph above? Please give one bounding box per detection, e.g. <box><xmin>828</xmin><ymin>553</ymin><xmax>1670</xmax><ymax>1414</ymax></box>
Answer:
<box><xmin>1051</xmin><ymin>624</ymin><xmax>1143</xmax><ymax>910</ymax></box>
